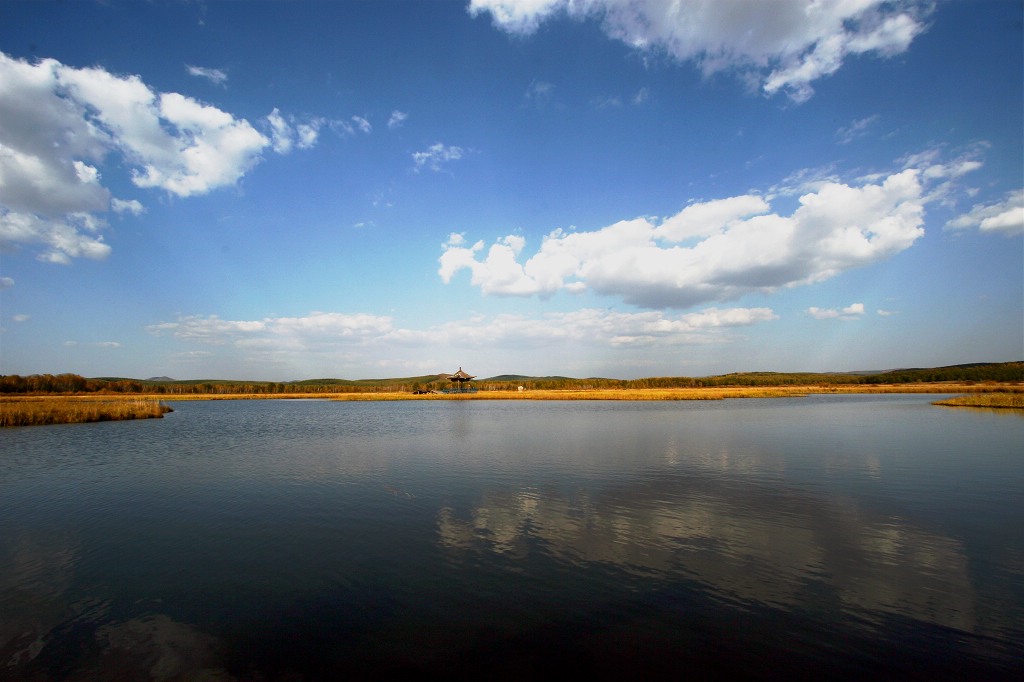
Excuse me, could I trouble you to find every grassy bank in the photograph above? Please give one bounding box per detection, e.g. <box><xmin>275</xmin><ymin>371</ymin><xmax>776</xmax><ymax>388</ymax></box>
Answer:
<box><xmin>932</xmin><ymin>393</ymin><xmax>1024</xmax><ymax>409</ymax></box>
<box><xmin>154</xmin><ymin>382</ymin><xmax>1020</xmax><ymax>401</ymax></box>
<box><xmin>0</xmin><ymin>397</ymin><xmax>173</xmax><ymax>427</ymax></box>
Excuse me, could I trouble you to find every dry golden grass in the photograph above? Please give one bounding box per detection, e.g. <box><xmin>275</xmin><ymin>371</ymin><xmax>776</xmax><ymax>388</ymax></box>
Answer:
<box><xmin>0</xmin><ymin>397</ymin><xmax>173</xmax><ymax>427</ymax></box>
<box><xmin>932</xmin><ymin>392</ymin><xmax>1024</xmax><ymax>409</ymax></box>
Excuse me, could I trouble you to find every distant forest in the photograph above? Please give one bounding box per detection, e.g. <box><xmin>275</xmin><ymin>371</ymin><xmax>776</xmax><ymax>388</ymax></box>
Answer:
<box><xmin>2</xmin><ymin>362</ymin><xmax>1021</xmax><ymax>395</ymax></box>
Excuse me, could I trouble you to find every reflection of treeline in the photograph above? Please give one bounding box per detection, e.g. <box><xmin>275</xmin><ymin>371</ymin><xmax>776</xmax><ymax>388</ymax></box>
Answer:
<box><xmin>2</xmin><ymin>362</ymin><xmax>1020</xmax><ymax>395</ymax></box>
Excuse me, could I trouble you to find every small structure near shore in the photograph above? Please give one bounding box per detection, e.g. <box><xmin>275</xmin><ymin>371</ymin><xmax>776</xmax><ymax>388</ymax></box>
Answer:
<box><xmin>446</xmin><ymin>367</ymin><xmax>476</xmax><ymax>393</ymax></box>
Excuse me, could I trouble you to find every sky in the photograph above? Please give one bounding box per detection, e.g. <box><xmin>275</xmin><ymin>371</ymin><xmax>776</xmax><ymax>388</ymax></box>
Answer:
<box><xmin>0</xmin><ymin>0</ymin><xmax>1021</xmax><ymax>381</ymax></box>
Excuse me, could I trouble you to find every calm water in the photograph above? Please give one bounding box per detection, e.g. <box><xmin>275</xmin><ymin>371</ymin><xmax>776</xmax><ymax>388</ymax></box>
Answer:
<box><xmin>1</xmin><ymin>395</ymin><xmax>1022</xmax><ymax>679</ymax></box>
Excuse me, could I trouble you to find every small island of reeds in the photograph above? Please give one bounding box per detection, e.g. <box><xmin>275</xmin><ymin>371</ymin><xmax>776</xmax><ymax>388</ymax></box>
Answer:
<box><xmin>0</xmin><ymin>397</ymin><xmax>173</xmax><ymax>428</ymax></box>
<box><xmin>932</xmin><ymin>393</ymin><xmax>1024</xmax><ymax>410</ymax></box>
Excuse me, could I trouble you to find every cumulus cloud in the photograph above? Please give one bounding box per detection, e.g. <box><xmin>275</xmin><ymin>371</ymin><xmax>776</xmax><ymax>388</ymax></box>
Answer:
<box><xmin>0</xmin><ymin>277</ymin><xmax>13</xmax><ymax>289</ymax></box>
<box><xmin>440</xmin><ymin>170</ymin><xmax>927</xmax><ymax>309</ymax></box>
<box><xmin>12</xmin><ymin>313</ymin><xmax>29</xmax><ymax>322</ymax></box>
<box><xmin>469</xmin><ymin>0</ymin><xmax>928</xmax><ymax>101</ymax></box>
<box><xmin>946</xmin><ymin>189</ymin><xmax>1024</xmax><ymax>236</ymax></box>
<box><xmin>413</xmin><ymin>143</ymin><xmax>465</xmax><ymax>173</ymax></box>
<box><xmin>0</xmin><ymin>208</ymin><xmax>111</xmax><ymax>264</ymax></box>
<box><xmin>186</xmin><ymin>65</ymin><xmax>228</xmax><ymax>85</ymax></box>
<box><xmin>807</xmin><ymin>303</ymin><xmax>865</xmax><ymax>320</ymax></box>
<box><xmin>0</xmin><ymin>51</ymin><xmax>314</xmax><ymax>263</ymax></box>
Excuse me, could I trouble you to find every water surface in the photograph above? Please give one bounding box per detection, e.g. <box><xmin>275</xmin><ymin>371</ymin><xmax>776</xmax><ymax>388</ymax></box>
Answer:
<box><xmin>2</xmin><ymin>396</ymin><xmax>1022</xmax><ymax>679</ymax></box>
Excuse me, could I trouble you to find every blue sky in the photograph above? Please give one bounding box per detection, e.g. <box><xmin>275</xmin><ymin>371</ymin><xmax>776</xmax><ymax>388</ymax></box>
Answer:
<box><xmin>1</xmin><ymin>0</ymin><xmax>1021</xmax><ymax>381</ymax></box>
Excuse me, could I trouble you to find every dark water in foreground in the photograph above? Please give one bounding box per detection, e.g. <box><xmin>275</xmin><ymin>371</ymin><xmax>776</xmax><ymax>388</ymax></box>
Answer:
<box><xmin>1</xmin><ymin>395</ymin><xmax>1022</xmax><ymax>680</ymax></box>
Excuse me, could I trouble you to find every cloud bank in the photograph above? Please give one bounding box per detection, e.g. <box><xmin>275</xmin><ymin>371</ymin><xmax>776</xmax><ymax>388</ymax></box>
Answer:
<box><xmin>469</xmin><ymin>0</ymin><xmax>928</xmax><ymax>101</ymax></box>
<box><xmin>149</xmin><ymin>306</ymin><xmax>776</xmax><ymax>365</ymax></box>
<box><xmin>440</xmin><ymin>170</ymin><xmax>926</xmax><ymax>309</ymax></box>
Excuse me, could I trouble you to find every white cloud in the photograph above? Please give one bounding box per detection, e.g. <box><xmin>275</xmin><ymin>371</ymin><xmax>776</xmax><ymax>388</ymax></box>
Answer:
<box><xmin>186</xmin><ymin>65</ymin><xmax>228</xmax><ymax>85</ymax></box>
<box><xmin>96</xmin><ymin>341</ymin><xmax>121</xmax><ymax>348</ymax></box>
<box><xmin>0</xmin><ymin>208</ymin><xmax>111</xmax><ymax>263</ymax></box>
<box><xmin>265</xmin><ymin>108</ymin><xmax>324</xmax><ymax>154</ymax></box>
<box><xmin>440</xmin><ymin>169</ymin><xmax>926</xmax><ymax>309</ymax></box>
<box><xmin>12</xmin><ymin>313</ymin><xmax>29</xmax><ymax>322</ymax></box>
<box><xmin>0</xmin><ymin>277</ymin><xmax>13</xmax><ymax>289</ymax></box>
<box><xmin>946</xmin><ymin>189</ymin><xmax>1024</xmax><ymax>236</ymax></box>
<box><xmin>266</xmin><ymin>108</ymin><xmax>294</xmax><ymax>154</ymax></box>
<box><xmin>351</xmin><ymin>116</ymin><xmax>372</xmax><ymax>134</ymax></box>
<box><xmin>469</xmin><ymin>0</ymin><xmax>928</xmax><ymax>102</ymax></box>
<box><xmin>56</xmin><ymin>69</ymin><xmax>269</xmax><ymax>197</ymax></box>
<box><xmin>807</xmin><ymin>303</ymin><xmax>865</xmax><ymax>320</ymax></box>
<box><xmin>111</xmin><ymin>198</ymin><xmax>145</xmax><ymax>215</ymax></box>
<box><xmin>0</xmin><ymin>51</ymin><xmax>292</xmax><ymax>262</ymax></box>
<box><xmin>412</xmin><ymin>143</ymin><xmax>465</xmax><ymax>173</ymax></box>
<box><xmin>388</xmin><ymin>110</ymin><xmax>408</xmax><ymax>129</ymax></box>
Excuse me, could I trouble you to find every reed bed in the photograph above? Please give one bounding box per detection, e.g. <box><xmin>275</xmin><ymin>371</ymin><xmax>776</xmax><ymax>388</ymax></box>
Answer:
<box><xmin>0</xmin><ymin>397</ymin><xmax>173</xmax><ymax>427</ymax></box>
<box><xmin>932</xmin><ymin>393</ymin><xmax>1024</xmax><ymax>409</ymax></box>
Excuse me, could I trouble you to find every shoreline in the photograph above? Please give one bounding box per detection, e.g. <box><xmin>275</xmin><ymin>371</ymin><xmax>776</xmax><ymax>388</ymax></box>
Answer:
<box><xmin>3</xmin><ymin>383</ymin><xmax>1022</xmax><ymax>427</ymax></box>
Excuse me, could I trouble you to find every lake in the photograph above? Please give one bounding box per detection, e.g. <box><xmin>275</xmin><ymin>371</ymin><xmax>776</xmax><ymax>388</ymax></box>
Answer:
<box><xmin>1</xmin><ymin>395</ymin><xmax>1022</xmax><ymax>679</ymax></box>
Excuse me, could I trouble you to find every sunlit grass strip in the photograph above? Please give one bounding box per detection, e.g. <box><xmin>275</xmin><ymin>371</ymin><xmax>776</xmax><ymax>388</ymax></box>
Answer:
<box><xmin>14</xmin><ymin>382</ymin><xmax>1012</xmax><ymax>404</ymax></box>
<box><xmin>122</xmin><ymin>383</ymin><xmax>1021</xmax><ymax>402</ymax></box>
<box><xmin>932</xmin><ymin>393</ymin><xmax>1024</xmax><ymax>409</ymax></box>
<box><xmin>0</xmin><ymin>397</ymin><xmax>173</xmax><ymax>427</ymax></box>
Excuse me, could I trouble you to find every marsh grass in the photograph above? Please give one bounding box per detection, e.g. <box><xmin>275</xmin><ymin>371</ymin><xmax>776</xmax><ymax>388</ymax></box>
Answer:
<box><xmin>932</xmin><ymin>393</ymin><xmax>1024</xmax><ymax>410</ymax></box>
<box><xmin>0</xmin><ymin>397</ymin><xmax>173</xmax><ymax>427</ymax></box>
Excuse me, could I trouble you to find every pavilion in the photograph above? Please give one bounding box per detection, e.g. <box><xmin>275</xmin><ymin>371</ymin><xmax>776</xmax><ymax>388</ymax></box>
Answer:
<box><xmin>447</xmin><ymin>367</ymin><xmax>476</xmax><ymax>393</ymax></box>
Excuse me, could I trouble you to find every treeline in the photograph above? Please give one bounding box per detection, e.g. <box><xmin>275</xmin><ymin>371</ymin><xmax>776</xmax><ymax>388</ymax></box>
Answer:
<box><xmin>2</xmin><ymin>362</ymin><xmax>1020</xmax><ymax>395</ymax></box>
<box><xmin>0</xmin><ymin>374</ymin><xmax>444</xmax><ymax>395</ymax></box>
<box><xmin>861</xmin><ymin>362</ymin><xmax>1024</xmax><ymax>384</ymax></box>
<box><xmin>477</xmin><ymin>363</ymin><xmax>1023</xmax><ymax>390</ymax></box>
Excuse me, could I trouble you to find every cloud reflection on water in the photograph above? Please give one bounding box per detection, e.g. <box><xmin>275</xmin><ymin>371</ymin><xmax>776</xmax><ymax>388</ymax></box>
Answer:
<box><xmin>436</xmin><ymin>462</ymin><xmax>982</xmax><ymax>636</ymax></box>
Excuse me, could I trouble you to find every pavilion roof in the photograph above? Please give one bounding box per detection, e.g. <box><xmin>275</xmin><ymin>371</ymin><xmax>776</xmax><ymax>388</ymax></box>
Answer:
<box><xmin>449</xmin><ymin>367</ymin><xmax>475</xmax><ymax>380</ymax></box>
